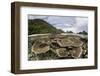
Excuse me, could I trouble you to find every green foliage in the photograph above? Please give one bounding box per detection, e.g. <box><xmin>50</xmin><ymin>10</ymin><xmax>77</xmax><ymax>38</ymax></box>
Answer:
<box><xmin>66</xmin><ymin>31</ymin><xmax>73</xmax><ymax>33</ymax></box>
<box><xmin>28</xmin><ymin>19</ymin><xmax>64</xmax><ymax>35</ymax></box>
<box><xmin>78</xmin><ymin>31</ymin><xmax>88</xmax><ymax>35</ymax></box>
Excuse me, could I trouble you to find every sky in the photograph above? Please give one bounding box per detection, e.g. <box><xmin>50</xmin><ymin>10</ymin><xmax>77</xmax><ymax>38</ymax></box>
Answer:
<box><xmin>28</xmin><ymin>15</ymin><xmax>88</xmax><ymax>33</ymax></box>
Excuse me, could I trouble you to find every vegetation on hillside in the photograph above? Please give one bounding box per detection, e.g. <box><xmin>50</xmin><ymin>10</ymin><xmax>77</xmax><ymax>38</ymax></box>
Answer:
<box><xmin>28</xmin><ymin>19</ymin><xmax>64</xmax><ymax>35</ymax></box>
<box><xmin>78</xmin><ymin>31</ymin><xmax>88</xmax><ymax>35</ymax></box>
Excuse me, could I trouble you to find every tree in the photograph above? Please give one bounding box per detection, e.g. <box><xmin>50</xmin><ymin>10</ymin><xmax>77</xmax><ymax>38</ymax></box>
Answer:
<box><xmin>66</xmin><ymin>31</ymin><xmax>73</xmax><ymax>33</ymax></box>
<box><xmin>78</xmin><ymin>31</ymin><xmax>88</xmax><ymax>35</ymax></box>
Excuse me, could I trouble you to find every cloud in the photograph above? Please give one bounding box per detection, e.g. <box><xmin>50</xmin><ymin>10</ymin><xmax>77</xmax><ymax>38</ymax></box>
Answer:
<box><xmin>53</xmin><ymin>23</ymin><xmax>74</xmax><ymax>32</ymax></box>
<box><xmin>74</xmin><ymin>17</ymin><xmax>88</xmax><ymax>32</ymax></box>
<box><xmin>28</xmin><ymin>15</ymin><xmax>48</xmax><ymax>20</ymax></box>
<box><xmin>46</xmin><ymin>16</ymin><xmax>76</xmax><ymax>25</ymax></box>
<box><xmin>75</xmin><ymin>17</ymin><xmax>88</xmax><ymax>27</ymax></box>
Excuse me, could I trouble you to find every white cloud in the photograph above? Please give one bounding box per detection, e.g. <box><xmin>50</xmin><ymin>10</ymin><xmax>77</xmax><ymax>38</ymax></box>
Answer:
<box><xmin>74</xmin><ymin>17</ymin><xmax>88</xmax><ymax>32</ymax></box>
<box><xmin>75</xmin><ymin>17</ymin><xmax>88</xmax><ymax>26</ymax></box>
<box><xmin>28</xmin><ymin>15</ymin><xmax>47</xmax><ymax>20</ymax></box>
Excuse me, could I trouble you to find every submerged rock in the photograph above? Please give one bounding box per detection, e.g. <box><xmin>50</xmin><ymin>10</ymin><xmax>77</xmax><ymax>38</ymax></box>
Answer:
<box><xmin>56</xmin><ymin>48</ymin><xmax>69</xmax><ymax>57</ymax></box>
<box><xmin>56</xmin><ymin>37</ymin><xmax>83</xmax><ymax>47</ymax></box>
<box><xmin>31</xmin><ymin>39</ymin><xmax>50</xmax><ymax>54</ymax></box>
<box><xmin>69</xmin><ymin>47</ymin><xmax>83</xmax><ymax>58</ymax></box>
<box><xmin>31</xmin><ymin>34</ymin><xmax>87</xmax><ymax>59</ymax></box>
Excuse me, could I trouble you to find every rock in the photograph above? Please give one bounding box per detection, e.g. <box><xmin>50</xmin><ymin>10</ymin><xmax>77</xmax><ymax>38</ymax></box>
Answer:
<box><xmin>70</xmin><ymin>47</ymin><xmax>83</xmax><ymax>58</ymax></box>
<box><xmin>56</xmin><ymin>37</ymin><xmax>83</xmax><ymax>47</ymax></box>
<box><xmin>31</xmin><ymin>39</ymin><xmax>50</xmax><ymax>54</ymax></box>
<box><xmin>56</xmin><ymin>48</ymin><xmax>69</xmax><ymax>57</ymax></box>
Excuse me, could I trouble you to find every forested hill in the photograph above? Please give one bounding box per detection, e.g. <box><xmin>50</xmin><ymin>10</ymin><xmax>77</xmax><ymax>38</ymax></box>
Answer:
<box><xmin>28</xmin><ymin>19</ymin><xmax>64</xmax><ymax>35</ymax></box>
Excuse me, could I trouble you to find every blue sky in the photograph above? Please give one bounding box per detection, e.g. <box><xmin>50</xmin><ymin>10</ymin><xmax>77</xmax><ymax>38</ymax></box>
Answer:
<box><xmin>28</xmin><ymin>15</ymin><xmax>88</xmax><ymax>33</ymax></box>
